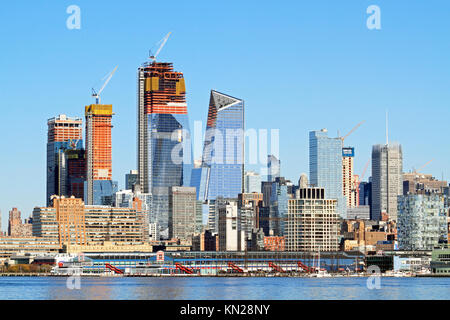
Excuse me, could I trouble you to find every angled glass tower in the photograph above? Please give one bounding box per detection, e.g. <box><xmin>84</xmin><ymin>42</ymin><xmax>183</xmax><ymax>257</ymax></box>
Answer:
<box><xmin>193</xmin><ymin>90</ymin><xmax>244</xmax><ymax>201</ymax></box>
<box><xmin>137</xmin><ymin>61</ymin><xmax>192</xmax><ymax>238</ymax></box>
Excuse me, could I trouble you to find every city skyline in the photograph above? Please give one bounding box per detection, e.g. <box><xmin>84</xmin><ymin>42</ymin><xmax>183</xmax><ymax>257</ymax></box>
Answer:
<box><xmin>1</xmin><ymin>1</ymin><xmax>450</xmax><ymax>227</ymax></box>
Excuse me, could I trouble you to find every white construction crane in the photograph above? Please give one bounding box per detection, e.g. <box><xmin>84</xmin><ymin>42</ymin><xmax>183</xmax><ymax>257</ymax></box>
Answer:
<box><xmin>92</xmin><ymin>66</ymin><xmax>118</xmax><ymax>104</ymax></box>
<box><xmin>149</xmin><ymin>32</ymin><xmax>172</xmax><ymax>62</ymax></box>
<box><xmin>339</xmin><ymin>121</ymin><xmax>366</xmax><ymax>143</ymax></box>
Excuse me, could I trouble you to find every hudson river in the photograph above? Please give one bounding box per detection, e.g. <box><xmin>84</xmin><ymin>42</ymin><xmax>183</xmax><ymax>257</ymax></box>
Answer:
<box><xmin>0</xmin><ymin>277</ymin><xmax>449</xmax><ymax>300</ymax></box>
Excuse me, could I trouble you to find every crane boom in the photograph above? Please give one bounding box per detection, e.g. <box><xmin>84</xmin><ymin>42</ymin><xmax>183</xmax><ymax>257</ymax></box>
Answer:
<box><xmin>341</xmin><ymin>121</ymin><xmax>366</xmax><ymax>141</ymax></box>
<box><xmin>150</xmin><ymin>32</ymin><xmax>172</xmax><ymax>62</ymax></box>
<box><xmin>414</xmin><ymin>159</ymin><xmax>434</xmax><ymax>174</ymax></box>
<box><xmin>360</xmin><ymin>159</ymin><xmax>370</xmax><ymax>181</ymax></box>
<box><xmin>92</xmin><ymin>66</ymin><xmax>118</xmax><ymax>104</ymax></box>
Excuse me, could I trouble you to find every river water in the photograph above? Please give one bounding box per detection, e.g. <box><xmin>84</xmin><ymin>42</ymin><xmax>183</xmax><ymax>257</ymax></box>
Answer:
<box><xmin>0</xmin><ymin>276</ymin><xmax>448</xmax><ymax>300</ymax></box>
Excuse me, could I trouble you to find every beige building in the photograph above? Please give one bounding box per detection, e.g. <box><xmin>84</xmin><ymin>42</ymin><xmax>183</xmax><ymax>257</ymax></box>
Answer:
<box><xmin>286</xmin><ymin>187</ymin><xmax>340</xmax><ymax>252</ymax></box>
<box><xmin>33</xmin><ymin>196</ymin><xmax>149</xmax><ymax>246</ymax></box>
<box><xmin>0</xmin><ymin>237</ymin><xmax>59</xmax><ymax>259</ymax></box>
<box><xmin>53</xmin><ymin>196</ymin><xmax>86</xmax><ymax>247</ymax></box>
<box><xmin>8</xmin><ymin>208</ymin><xmax>32</xmax><ymax>237</ymax></box>
<box><xmin>342</xmin><ymin>147</ymin><xmax>359</xmax><ymax>208</ymax></box>
<box><xmin>168</xmin><ymin>187</ymin><xmax>198</xmax><ymax>242</ymax></box>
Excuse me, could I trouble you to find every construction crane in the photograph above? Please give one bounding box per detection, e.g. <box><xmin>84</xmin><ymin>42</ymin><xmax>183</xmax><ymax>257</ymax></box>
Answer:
<box><xmin>354</xmin><ymin>158</ymin><xmax>370</xmax><ymax>196</ymax></box>
<box><xmin>149</xmin><ymin>32</ymin><xmax>172</xmax><ymax>62</ymax></box>
<box><xmin>91</xmin><ymin>66</ymin><xmax>118</xmax><ymax>104</ymax></box>
<box><xmin>339</xmin><ymin>121</ymin><xmax>366</xmax><ymax>143</ymax></box>
<box><xmin>412</xmin><ymin>159</ymin><xmax>434</xmax><ymax>174</ymax></box>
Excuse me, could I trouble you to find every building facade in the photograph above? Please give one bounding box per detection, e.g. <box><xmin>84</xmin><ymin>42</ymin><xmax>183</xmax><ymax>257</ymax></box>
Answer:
<box><xmin>398</xmin><ymin>194</ymin><xmax>448</xmax><ymax>251</ymax></box>
<box><xmin>168</xmin><ymin>186</ymin><xmax>198</xmax><ymax>242</ymax></box>
<box><xmin>84</xmin><ymin>104</ymin><xmax>117</xmax><ymax>206</ymax></box>
<box><xmin>137</xmin><ymin>61</ymin><xmax>192</xmax><ymax>238</ymax></box>
<box><xmin>244</xmin><ymin>171</ymin><xmax>261</xmax><ymax>194</ymax></box>
<box><xmin>286</xmin><ymin>187</ymin><xmax>340</xmax><ymax>252</ymax></box>
<box><xmin>218</xmin><ymin>200</ymin><xmax>245</xmax><ymax>251</ymax></box>
<box><xmin>193</xmin><ymin>90</ymin><xmax>244</xmax><ymax>201</ymax></box>
<box><xmin>8</xmin><ymin>208</ymin><xmax>32</xmax><ymax>237</ymax></box>
<box><xmin>371</xmin><ymin>143</ymin><xmax>403</xmax><ymax>221</ymax></box>
<box><xmin>309</xmin><ymin>129</ymin><xmax>346</xmax><ymax>218</ymax></box>
<box><xmin>342</xmin><ymin>147</ymin><xmax>358</xmax><ymax>208</ymax></box>
<box><xmin>46</xmin><ymin>115</ymin><xmax>83</xmax><ymax>206</ymax></box>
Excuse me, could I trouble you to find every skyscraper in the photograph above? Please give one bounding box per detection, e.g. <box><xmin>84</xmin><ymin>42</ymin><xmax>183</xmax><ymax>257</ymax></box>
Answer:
<box><xmin>371</xmin><ymin>143</ymin><xmax>403</xmax><ymax>221</ymax></box>
<box><xmin>342</xmin><ymin>147</ymin><xmax>359</xmax><ymax>208</ymax></box>
<box><xmin>84</xmin><ymin>104</ymin><xmax>117</xmax><ymax>205</ymax></box>
<box><xmin>46</xmin><ymin>115</ymin><xmax>83</xmax><ymax>206</ymax></box>
<box><xmin>309</xmin><ymin>129</ymin><xmax>346</xmax><ymax>218</ymax></box>
<box><xmin>194</xmin><ymin>90</ymin><xmax>244</xmax><ymax>201</ymax></box>
<box><xmin>137</xmin><ymin>61</ymin><xmax>191</xmax><ymax>238</ymax></box>
<box><xmin>267</xmin><ymin>155</ymin><xmax>280</xmax><ymax>182</ymax></box>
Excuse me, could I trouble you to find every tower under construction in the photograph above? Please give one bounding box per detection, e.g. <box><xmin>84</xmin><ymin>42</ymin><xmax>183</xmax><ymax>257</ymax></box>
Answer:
<box><xmin>84</xmin><ymin>104</ymin><xmax>117</xmax><ymax>205</ymax></box>
<box><xmin>46</xmin><ymin>114</ymin><xmax>83</xmax><ymax>206</ymax></box>
<box><xmin>137</xmin><ymin>60</ymin><xmax>192</xmax><ymax>238</ymax></box>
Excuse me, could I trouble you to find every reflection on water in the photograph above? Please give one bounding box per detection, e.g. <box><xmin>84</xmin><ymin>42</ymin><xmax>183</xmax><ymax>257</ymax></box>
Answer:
<box><xmin>0</xmin><ymin>277</ymin><xmax>449</xmax><ymax>300</ymax></box>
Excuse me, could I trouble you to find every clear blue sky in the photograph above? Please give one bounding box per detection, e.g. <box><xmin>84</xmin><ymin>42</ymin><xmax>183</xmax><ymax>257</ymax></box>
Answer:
<box><xmin>0</xmin><ymin>1</ymin><xmax>449</xmax><ymax>229</ymax></box>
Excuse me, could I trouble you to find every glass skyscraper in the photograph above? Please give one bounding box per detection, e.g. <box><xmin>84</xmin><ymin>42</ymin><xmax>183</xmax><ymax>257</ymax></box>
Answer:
<box><xmin>193</xmin><ymin>90</ymin><xmax>244</xmax><ymax>201</ymax></box>
<box><xmin>309</xmin><ymin>129</ymin><xmax>346</xmax><ymax>218</ymax></box>
<box><xmin>137</xmin><ymin>62</ymin><xmax>192</xmax><ymax>238</ymax></box>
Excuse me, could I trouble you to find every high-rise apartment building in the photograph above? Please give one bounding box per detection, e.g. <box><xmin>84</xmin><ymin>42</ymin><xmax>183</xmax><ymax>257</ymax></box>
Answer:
<box><xmin>398</xmin><ymin>194</ymin><xmax>448</xmax><ymax>250</ymax></box>
<box><xmin>168</xmin><ymin>186</ymin><xmax>199</xmax><ymax>242</ymax></box>
<box><xmin>137</xmin><ymin>61</ymin><xmax>191</xmax><ymax>238</ymax></box>
<box><xmin>371</xmin><ymin>143</ymin><xmax>403</xmax><ymax>221</ymax></box>
<box><xmin>84</xmin><ymin>104</ymin><xmax>117</xmax><ymax>206</ymax></box>
<box><xmin>194</xmin><ymin>90</ymin><xmax>244</xmax><ymax>201</ymax></box>
<box><xmin>46</xmin><ymin>115</ymin><xmax>83</xmax><ymax>206</ymax></box>
<box><xmin>309</xmin><ymin>129</ymin><xmax>346</xmax><ymax>218</ymax></box>
<box><xmin>286</xmin><ymin>186</ymin><xmax>340</xmax><ymax>252</ymax></box>
<box><xmin>342</xmin><ymin>147</ymin><xmax>358</xmax><ymax>208</ymax></box>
